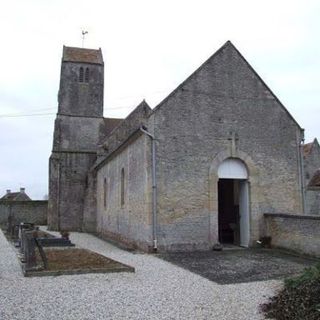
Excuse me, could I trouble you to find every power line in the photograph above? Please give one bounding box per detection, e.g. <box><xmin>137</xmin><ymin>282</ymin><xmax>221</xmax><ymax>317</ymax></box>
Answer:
<box><xmin>0</xmin><ymin>89</ymin><xmax>169</xmax><ymax>118</ymax></box>
<box><xmin>0</xmin><ymin>112</ymin><xmax>55</xmax><ymax>118</ymax></box>
<box><xmin>0</xmin><ymin>106</ymin><xmax>139</xmax><ymax>118</ymax></box>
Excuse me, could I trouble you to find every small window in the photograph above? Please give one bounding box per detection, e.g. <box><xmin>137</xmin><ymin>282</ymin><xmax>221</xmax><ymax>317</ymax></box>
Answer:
<box><xmin>79</xmin><ymin>67</ymin><xmax>84</xmax><ymax>82</ymax></box>
<box><xmin>85</xmin><ymin>67</ymin><xmax>89</xmax><ymax>83</ymax></box>
<box><xmin>103</xmin><ymin>178</ymin><xmax>107</xmax><ymax>209</ymax></box>
<box><xmin>120</xmin><ymin>168</ymin><xmax>125</xmax><ymax>207</ymax></box>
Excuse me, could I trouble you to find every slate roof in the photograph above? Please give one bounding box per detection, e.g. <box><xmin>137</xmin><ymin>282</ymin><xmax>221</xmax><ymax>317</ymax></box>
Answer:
<box><xmin>308</xmin><ymin>169</ymin><xmax>320</xmax><ymax>188</ymax></box>
<box><xmin>62</xmin><ymin>46</ymin><xmax>103</xmax><ymax>65</ymax></box>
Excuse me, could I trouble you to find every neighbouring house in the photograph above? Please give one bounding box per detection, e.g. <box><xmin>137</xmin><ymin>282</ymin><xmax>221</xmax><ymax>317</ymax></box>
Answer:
<box><xmin>0</xmin><ymin>188</ymin><xmax>31</xmax><ymax>201</ymax></box>
<box><xmin>304</xmin><ymin>139</ymin><xmax>320</xmax><ymax>215</ymax></box>
<box><xmin>48</xmin><ymin>41</ymin><xmax>319</xmax><ymax>252</ymax></box>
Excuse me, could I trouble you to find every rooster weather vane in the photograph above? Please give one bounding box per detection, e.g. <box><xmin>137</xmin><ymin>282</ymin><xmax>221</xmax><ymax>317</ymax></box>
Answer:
<box><xmin>82</xmin><ymin>30</ymin><xmax>88</xmax><ymax>48</ymax></box>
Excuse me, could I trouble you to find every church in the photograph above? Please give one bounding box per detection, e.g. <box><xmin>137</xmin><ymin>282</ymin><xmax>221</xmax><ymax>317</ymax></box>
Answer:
<box><xmin>48</xmin><ymin>41</ymin><xmax>318</xmax><ymax>252</ymax></box>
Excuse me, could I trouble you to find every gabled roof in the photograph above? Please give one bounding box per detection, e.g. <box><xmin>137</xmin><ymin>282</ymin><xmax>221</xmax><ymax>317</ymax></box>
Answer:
<box><xmin>303</xmin><ymin>138</ymin><xmax>320</xmax><ymax>157</ymax></box>
<box><xmin>95</xmin><ymin>100</ymin><xmax>152</xmax><ymax>170</ymax></box>
<box><xmin>151</xmin><ymin>41</ymin><xmax>303</xmax><ymax>131</ymax></box>
<box><xmin>62</xmin><ymin>46</ymin><xmax>103</xmax><ymax>65</ymax></box>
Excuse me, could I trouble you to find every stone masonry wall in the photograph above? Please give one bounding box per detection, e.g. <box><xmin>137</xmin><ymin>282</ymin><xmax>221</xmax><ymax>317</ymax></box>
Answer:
<box><xmin>48</xmin><ymin>152</ymin><xmax>97</xmax><ymax>231</ymax></box>
<box><xmin>305</xmin><ymin>190</ymin><xmax>320</xmax><ymax>215</ymax></box>
<box><xmin>52</xmin><ymin>116</ymin><xmax>106</xmax><ymax>152</ymax></box>
<box><xmin>264</xmin><ymin>213</ymin><xmax>320</xmax><ymax>257</ymax></box>
<box><xmin>0</xmin><ymin>201</ymin><xmax>48</xmax><ymax>226</ymax></box>
<box><xmin>96</xmin><ymin>133</ymin><xmax>153</xmax><ymax>251</ymax></box>
<box><xmin>58</xmin><ymin>62</ymin><xmax>104</xmax><ymax>117</ymax></box>
<box><xmin>147</xmin><ymin>42</ymin><xmax>303</xmax><ymax>251</ymax></box>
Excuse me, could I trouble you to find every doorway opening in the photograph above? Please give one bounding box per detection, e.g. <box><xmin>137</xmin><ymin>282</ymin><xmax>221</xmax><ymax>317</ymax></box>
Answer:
<box><xmin>217</xmin><ymin>158</ymin><xmax>250</xmax><ymax>247</ymax></box>
<box><xmin>218</xmin><ymin>179</ymin><xmax>240</xmax><ymax>244</ymax></box>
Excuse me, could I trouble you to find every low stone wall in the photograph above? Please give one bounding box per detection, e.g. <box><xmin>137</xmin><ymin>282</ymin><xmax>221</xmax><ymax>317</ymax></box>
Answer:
<box><xmin>264</xmin><ymin>213</ymin><xmax>320</xmax><ymax>258</ymax></box>
<box><xmin>0</xmin><ymin>201</ymin><xmax>48</xmax><ymax>226</ymax></box>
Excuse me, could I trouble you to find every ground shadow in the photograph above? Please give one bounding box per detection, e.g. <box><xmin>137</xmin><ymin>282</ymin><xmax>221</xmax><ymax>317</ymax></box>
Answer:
<box><xmin>157</xmin><ymin>248</ymin><xmax>318</xmax><ymax>284</ymax></box>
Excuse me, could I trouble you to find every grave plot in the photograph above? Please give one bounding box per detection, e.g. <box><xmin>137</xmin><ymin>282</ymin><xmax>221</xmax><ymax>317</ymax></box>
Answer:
<box><xmin>5</xmin><ymin>222</ymin><xmax>134</xmax><ymax>277</ymax></box>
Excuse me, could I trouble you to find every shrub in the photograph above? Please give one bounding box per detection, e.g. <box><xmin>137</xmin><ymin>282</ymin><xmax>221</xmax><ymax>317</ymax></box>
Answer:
<box><xmin>261</xmin><ymin>263</ymin><xmax>320</xmax><ymax>320</ymax></box>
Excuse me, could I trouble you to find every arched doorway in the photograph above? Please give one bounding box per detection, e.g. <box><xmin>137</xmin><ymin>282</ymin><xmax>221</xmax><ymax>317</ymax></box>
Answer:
<box><xmin>217</xmin><ymin>158</ymin><xmax>250</xmax><ymax>247</ymax></box>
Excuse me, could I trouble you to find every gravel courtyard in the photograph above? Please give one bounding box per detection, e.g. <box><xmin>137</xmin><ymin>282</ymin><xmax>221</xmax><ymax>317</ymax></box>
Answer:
<box><xmin>0</xmin><ymin>229</ymin><xmax>282</xmax><ymax>320</ymax></box>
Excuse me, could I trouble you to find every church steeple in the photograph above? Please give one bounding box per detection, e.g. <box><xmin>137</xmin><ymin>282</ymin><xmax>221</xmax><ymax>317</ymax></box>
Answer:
<box><xmin>58</xmin><ymin>46</ymin><xmax>104</xmax><ymax>117</ymax></box>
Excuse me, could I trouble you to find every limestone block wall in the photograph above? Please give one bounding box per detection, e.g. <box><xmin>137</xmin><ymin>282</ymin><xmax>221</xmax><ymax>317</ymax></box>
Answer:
<box><xmin>0</xmin><ymin>201</ymin><xmax>48</xmax><ymax>226</ymax></box>
<box><xmin>264</xmin><ymin>213</ymin><xmax>320</xmax><ymax>257</ymax></box>
<box><xmin>96</xmin><ymin>134</ymin><xmax>153</xmax><ymax>250</ymax></box>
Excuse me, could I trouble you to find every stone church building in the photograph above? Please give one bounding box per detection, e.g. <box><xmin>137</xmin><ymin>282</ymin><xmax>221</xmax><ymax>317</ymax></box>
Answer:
<box><xmin>48</xmin><ymin>41</ymin><xmax>318</xmax><ymax>252</ymax></box>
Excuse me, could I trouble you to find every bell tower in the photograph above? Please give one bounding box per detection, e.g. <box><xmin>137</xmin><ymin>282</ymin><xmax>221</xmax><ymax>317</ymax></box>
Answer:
<box><xmin>48</xmin><ymin>46</ymin><xmax>105</xmax><ymax>232</ymax></box>
<box><xmin>58</xmin><ymin>46</ymin><xmax>104</xmax><ymax>117</ymax></box>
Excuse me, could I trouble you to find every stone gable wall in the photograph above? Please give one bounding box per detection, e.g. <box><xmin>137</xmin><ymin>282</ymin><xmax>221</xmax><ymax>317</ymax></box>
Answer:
<box><xmin>148</xmin><ymin>42</ymin><xmax>303</xmax><ymax>251</ymax></box>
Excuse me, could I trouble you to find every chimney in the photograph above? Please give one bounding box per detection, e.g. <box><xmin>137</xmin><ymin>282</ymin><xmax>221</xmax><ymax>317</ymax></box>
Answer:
<box><xmin>6</xmin><ymin>189</ymin><xmax>11</xmax><ymax>194</ymax></box>
<box><xmin>20</xmin><ymin>188</ymin><xmax>25</xmax><ymax>193</ymax></box>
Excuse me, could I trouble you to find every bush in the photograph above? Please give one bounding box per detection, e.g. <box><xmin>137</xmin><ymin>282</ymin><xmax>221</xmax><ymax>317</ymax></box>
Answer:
<box><xmin>261</xmin><ymin>263</ymin><xmax>320</xmax><ymax>320</ymax></box>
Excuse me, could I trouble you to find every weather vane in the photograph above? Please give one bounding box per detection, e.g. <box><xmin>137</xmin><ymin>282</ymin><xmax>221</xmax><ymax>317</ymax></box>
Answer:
<box><xmin>82</xmin><ymin>30</ymin><xmax>88</xmax><ymax>48</ymax></box>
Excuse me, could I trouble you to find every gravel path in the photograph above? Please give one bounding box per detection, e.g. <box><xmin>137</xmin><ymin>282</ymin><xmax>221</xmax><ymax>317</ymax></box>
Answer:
<box><xmin>0</xmin><ymin>229</ymin><xmax>282</xmax><ymax>320</ymax></box>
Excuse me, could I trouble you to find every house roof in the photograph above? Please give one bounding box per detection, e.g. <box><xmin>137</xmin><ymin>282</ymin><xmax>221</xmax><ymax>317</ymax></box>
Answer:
<box><xmin>308</xmin><ymin>169</ymin><xmax>320</xmax><ymax>188</ymax></box>
<box><xmin>62</xmin><ymin>46</ymin><xmax>103</xmax><ymax>65</ymax></box>
<box><xmin>0</xmin><ymin>190</ymin><xmax>31</xmax><ymax>201</ymax></box>
<box><xmin>303</xmin><ymin>138</ymin><xmax>319</xmax><ymax>157</ymax></box>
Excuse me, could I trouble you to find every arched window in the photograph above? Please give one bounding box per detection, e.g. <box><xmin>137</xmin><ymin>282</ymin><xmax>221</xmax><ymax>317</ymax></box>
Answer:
<box><xmin>79</xmin><ymin>67</ymin><xmax>84</xmax><ymax>82</ymax></box>
<box><xmin>120</xmin><ymin>168</ymin><xmax>125</xmax><ymax>207</ymax></box>
<box><xmin>103</xmin><ymin>178</ymin><xmax>107</xmax><ymax>209</ymax></box>
<box><xmin>85</xmin><ymin>67</ymin><xmax>89</xmax><ymax>83</ymax></box>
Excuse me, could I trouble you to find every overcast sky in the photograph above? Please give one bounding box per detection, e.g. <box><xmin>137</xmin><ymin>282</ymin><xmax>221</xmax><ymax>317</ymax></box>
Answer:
<box><xmin>0</xmin><ymin>0</ymin><xmax>319</xmax><ymax>199</ymax></box>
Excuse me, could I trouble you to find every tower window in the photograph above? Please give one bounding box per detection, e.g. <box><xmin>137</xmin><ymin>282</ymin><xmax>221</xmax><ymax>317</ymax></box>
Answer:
<box><xmin>85</xmin><ymin>68</ymin><xmax>89</xmax><ymax>83</ymax></box>
<box><xmin>79</xmin><ymin>67</ymin><xmax>84</xmax><ymax>82</ymax></box>
<box><xmin>120</xmin><ymin>168</ymin><xmax>125</xmax><ymax>207</ymax></box>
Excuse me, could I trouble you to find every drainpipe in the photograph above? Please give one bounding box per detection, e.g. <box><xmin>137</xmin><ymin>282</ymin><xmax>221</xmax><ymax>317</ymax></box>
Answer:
<box><xmin>300</xmin><ymin>134</ymin><xmax>306</xmax><ymax>214</ymax></box>
<box><xmin>140</xmin><ymin>126</ymin><xmax>158</xmax><ymax>251</ymax></box>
